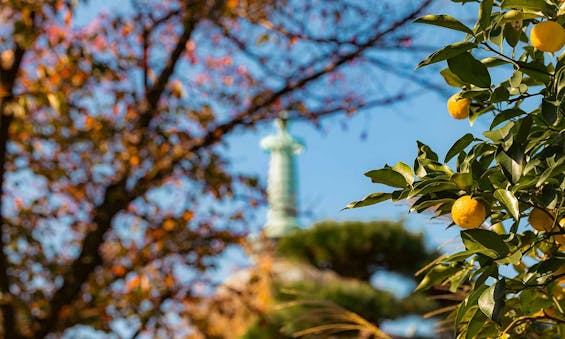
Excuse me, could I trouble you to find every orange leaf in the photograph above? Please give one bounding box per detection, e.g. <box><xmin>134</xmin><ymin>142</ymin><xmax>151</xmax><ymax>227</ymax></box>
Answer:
<box><xmin>129</xmin><ymin>155</ymin><xmax>140</xmax><ymax>167</ymax></box>
<box><xmin>183</xmin><ymin>211</ymin><xmax>194</xmax><ymax>221</ymax></box>
<box><xmin>163</xmin><ymin>219</ymin><xmax>176</xmax><ymax>231</ymax></box>
<box><xmin>111</xmin><ymin>265</ymin><xmax>127</xmax><ymax>277</ymax></box>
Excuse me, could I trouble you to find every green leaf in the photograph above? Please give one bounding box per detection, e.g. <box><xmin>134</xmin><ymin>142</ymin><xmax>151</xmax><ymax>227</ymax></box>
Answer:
<box><xmin>494</xmin><ymin>189</ymin><xmax>520</xmax><ymax>220</ymax></box>
<box><xmin>479</xmin><ymin>0</ymin><xmax>493</xmax><ymax>29</ymax></box>
<box><xmin>500</xmin><ymin>9</ymin><xmax>544</xmax><ymax>24</ymax></box>
<box><xmin>481</xmin><ymin>57</ymin><xmax>509</xmax><ymax>68</ymax></box>
<box><xmin>541</xmin><ymin>98</ymin><xmax>559</xmax><ymax>126</ymax></box>
<box><xmin>461</xmin><ymin>229</ymin><xmax>510</xmax><ymax>259</ymax></box>
<box><xmin>449</xmin><ymin>265</ymin><xmax>474</xmax><ymax>293</ymax></box>
<box><xmin>469</xmin><ymin>104</ymin><xmax>495</xmax><ymax>127</ymax></box>
<box><xmin>416</xmin><ymin>42</ymin><xmax>476</xmax><ymax>69</ymax></box>
<box><xmin>414</xmin><ymin>14</ymin><xmax>474</xmax><ymax>35</ymax></box>
<box><xmin>483</xmin><ymin>121</ymin><xmax>514</xmax><ymax>143</ymax></box>
<box><xmin>496</xmin><ymin>144</ymin><xmax>524</xmax><ymax>184</ymax></box>
<box><xmin>525</xmin><ymin>259</ymin><xmax>565</xmax><ymax>285</ymax></box>
<box><xmin>490</xmin><ymin>86</ymin><xmax>510</xmax><ymax>103</ymax></box>
<box><xmin>422</xmin><ymin>160</ymin><xmax>454</xmax><ymax>175</ymax></box>
<box><xmin>555</xmin><ymin>67</ymin><xmax>565</xmax><ymax>96</ymax></box>
<box><xmin>451</xmin><ymin>172</ymin><xmax>474</xmax><ymax>190</ymax></box>
<box><xmin>364</xmin><ymin>168</ymin><xmax>407</xmax><ymax>188</ymax></box>
<box><xmin>440</xmin><ymin>67</ymin><xmax>465</xmax><ymax>87</ymax></box>
<box><xmin>445</xmin><ymin>133</ymin><xmax>475</xmax><ymax>162</ymax></box>
<box><xmin>513</xmin><ymin>115</ymin><xmax>532</xmax><ymax>145</ymax></box>
<box><xmin>516</xmin><ymin>61</ymin><xmax>551</xmax><ymax>84</ymax></box>
<box><xmin>490</xmin><ymin>108</ymin><xmax>525</xmax><ymax>129</ymax></box>
<box><xmin>474</xmin><ymin>264</ymin><xmax>499</xmax><ymax>289</ymax></box>
<box><xmin>416</xmin><ymin>141</ymin><xmax>439</xmax><ymax>161</ymax></box>
<box><xmin>536</xmin><ymin>156</ymin><xmax>565</xmax><ymax>187</ymax></box>
<box><xmin>478</xmin><ymin>279</ymin><xmax>505</xmax><ymax>324</ymax></box>
<box><xmin>519</xmin><ymin>288</ymin><xmax>553</xmax><ymax>314</ymax></box>
<box><xmin>509</xmin><ymin>71</ymin><xmax>522</xmax><ymax>88</ymax></box>
<box><xmin>344</xmin><ymin>192</ymin><xmax>392</xmax><ymax>209</ymax></box>
<box><xmin>415</xmin><ymin>264</ymin><xmax>462</xmax><ymax>292</ymax></box>
<box><xmin>496</xmin><ymin>249</ymin><xmax>522</xmax><ymax>265</ymax></box>
<box><xmin>409</xmin><ymin>181</ymin><xmax>458</xmax><ymax>198</ymax></box>
<box><xmin>503</xmin><ymin>22</ymin><xmax>522</xmax><ymax>47</ymax></box>
<box><xmin>448</xmin><ymin>52</ymin><xmax>492</xmax><ymax>88</ymax></box>
<box><xmin>391</xmin><ymin>188</ymin><xmax>410</xmax><ymax>202</ymax></box>
<box><xmin>410</xmin><ymin>198</ymin><xmax>455</xmax><ymax>213</ymax></box>
<box><xmin>501</xmin><ymin>0</ymin><xmax>554</xmax><ymax>13</ymax></box>
<box><xmin>392</xmin><ymin>161</ymin><xmax>414</xmax><ymax>186</ymax></box>
<box><xmin>489</xmin><ymin>24</ymin><xmax>504</xmax><ymax>48</ymax></box>
<box><xmin>465</xmin><ymin>309</ymin><xmax>487</xmax><ymax>339</ymax></box>
<box><xmin>443</xmin><ymin>249</ymin><xmax>476</xmax><ymax>263</ymax></box>
<box><xmin>456</xmin><ymin>284</ymin><xmax>489</xmax><ymax>327</ymax></box>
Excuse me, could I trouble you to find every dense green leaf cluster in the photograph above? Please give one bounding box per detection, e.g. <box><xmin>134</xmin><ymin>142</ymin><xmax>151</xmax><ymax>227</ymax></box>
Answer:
<box><xmin>349</xmin><ymin>0</ymin><xmax>565</xmax><ymax>336</ymax></box>
<box><xmin>277</xmin><ymin>221</ymin><xmax>437</xmax><ymax>280</ymax></box>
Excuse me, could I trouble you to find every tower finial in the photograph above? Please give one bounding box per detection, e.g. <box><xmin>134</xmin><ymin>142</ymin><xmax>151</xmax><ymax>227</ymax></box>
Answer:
<box><xmin>276</xmin><ymin>111</ymin><xmax>288</xmax><ymax>132</ymax></box>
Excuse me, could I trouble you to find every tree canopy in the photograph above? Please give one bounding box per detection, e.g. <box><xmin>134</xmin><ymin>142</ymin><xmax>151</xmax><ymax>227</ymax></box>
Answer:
<box><xmin>349</xmin><ymin>0</ymin><xmax>565</xmax><ymax>337</ymax></box>
<box><xmin>0</xmin><ymin>0</ymin><xmax>437</xmax><ymax>337</ymax></box>
<box><xmin>277</xmin><ymin>220</ymin><xmax>438</xmax><ymax>280</ymax></box>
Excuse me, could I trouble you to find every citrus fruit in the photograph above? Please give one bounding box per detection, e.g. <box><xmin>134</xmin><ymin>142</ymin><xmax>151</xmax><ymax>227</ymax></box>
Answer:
<box><xmin>451</xmin><ymin>195</ymin><xmax>486</xmax><ymax>229</ymax></box>
<box><xmin>447</xmin><ymin>93</ymin><xmax>471</xmax><ymax>119</ymax></box>
<box><xmin>530</xmin><ymin>21</ymin><xmax>565</xmax><ymax>53</ymax></box>
<box><xmin>528</xmin><ymin>208</ymin><xmax>555</xmax><ymax>232</ymax></box>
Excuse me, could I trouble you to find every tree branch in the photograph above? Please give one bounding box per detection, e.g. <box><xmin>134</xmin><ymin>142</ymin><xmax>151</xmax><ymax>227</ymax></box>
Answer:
<box><xmin>33</xmin><ymin>11</ymin><xmax>202</xmax><ymax>338</ymax></box>
<box><xmin>130</xmin><ymin>0</ymin><xmax>435</xmax><ymax>196</ymax></box>
<box><xmin>0</xmin><ymin>18</ymin><xmax>33</xmax><ymax>339</ymax></box>
<box><xmin>32</xmin><ymin>1</ymin><xmax>434</xmax><ymax>336</ymax></box>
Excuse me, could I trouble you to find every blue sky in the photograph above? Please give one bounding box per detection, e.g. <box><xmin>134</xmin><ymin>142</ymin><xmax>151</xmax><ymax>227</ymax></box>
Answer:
<box><xmin>219</xmin><ymin>4</ymin><xmax>482</xmax><ymax>335</ymax></box>
<box><xmin>74</xmin><ymin>0</ymin><xmax>478</xmax><ymax>252</ymax></box>
<box><xmin>75</xmin><ymin>1</ymin><xmax>479</xmax><ymax>250</ymax></box>
<box><xmin>222</xmin><ymin>73</ymin><xmax>482</xmax><ymax>336</ymax></box>
<box><xmin>224</xmin><ymin>1</ymin><xmax>480</xmax><ymax>252</ymax></box>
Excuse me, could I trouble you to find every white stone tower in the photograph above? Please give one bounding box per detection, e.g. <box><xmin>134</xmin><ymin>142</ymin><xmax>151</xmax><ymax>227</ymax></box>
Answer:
<box><xmin>260</xmin><ymin>114</ymin><xmax>303</xmax><ymax>238</ymax></box>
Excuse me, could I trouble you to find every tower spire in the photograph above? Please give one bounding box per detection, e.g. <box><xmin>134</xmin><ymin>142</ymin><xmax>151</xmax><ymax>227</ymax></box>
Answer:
<box><xmin>260</xmin><ymin>112</ymin><xmax>303</xmax><ymax>238</ymax></box>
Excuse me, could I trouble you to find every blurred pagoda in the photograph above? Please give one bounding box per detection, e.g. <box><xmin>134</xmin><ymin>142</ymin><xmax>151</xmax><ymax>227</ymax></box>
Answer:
<box><xmin>259</xmin><ymin>113</ymin><xmax>303</xmax><ymax>238</ymax></box>
<box><xmin>187</xmin><ymin>114</ymin><xmax>442</xmax><ymax>339</ymax></box>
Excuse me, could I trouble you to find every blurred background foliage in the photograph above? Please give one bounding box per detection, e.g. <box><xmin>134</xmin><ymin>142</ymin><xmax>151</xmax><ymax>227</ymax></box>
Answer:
<box><xmin>189</xmin><ymin>221</ymin><xmax>442</xmax><ymax>338</ymax></box>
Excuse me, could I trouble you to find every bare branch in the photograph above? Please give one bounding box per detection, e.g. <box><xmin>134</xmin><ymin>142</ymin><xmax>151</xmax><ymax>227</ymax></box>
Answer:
<box><xmin>0</xmin><ymin>12</ymin><xmax>35</xmax><ymax>339</ymax></box>
<box><xmin>29</xmin><ymin>1</ymin><xmax>435</xmax><ymax>336</ymax></box>
<box><xmin>129</xmin><ymin>0</ymin><xmax>435</xmax><ymax>196</ymax></box>
<box><xmin>33</xmin><ymin>10</ymin><xmax>202</xmax><ymax>338</ymax></box>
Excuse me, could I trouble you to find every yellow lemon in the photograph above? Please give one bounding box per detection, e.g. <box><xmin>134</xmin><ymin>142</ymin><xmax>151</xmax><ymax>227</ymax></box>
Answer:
<box><xmin>530</xmin><ymin>21</ymin><xmax>565</xmax><ymax>53</ymax></box>
<box><xmin>447</xmin><ymin>93</ymin><xmax>471</xmax><ymax>120</ymax></box>
<box><xmin>528</xmin><ymin>208</ymin><xmax>555</xmax><ymax>232</ymax></box>
<box><xmin>451</xmin><ymin>195</ymin><xmax>486</xmax><ymax>229</ymax></box>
